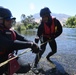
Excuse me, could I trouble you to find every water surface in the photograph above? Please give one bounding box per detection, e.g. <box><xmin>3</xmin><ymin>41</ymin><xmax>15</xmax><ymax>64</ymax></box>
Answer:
<box><xmin>17</xmin><ymin>28</ymin><xmax>76</xmax><ymax>74</ymax></box>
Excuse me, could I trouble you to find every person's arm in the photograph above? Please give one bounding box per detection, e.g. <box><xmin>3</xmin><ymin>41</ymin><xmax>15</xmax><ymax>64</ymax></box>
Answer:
<box><xmin>37</xmin><ymin>23</ymin><xmax>44</xmax><ymax>37</ymax></box>
<box><xmin>35</xmin><ymin>23</ymin><xmax>44</xmax><ymax>43</ymax></box>
<box><xmin>0</xmin><ymin>33</ymin><xmax>39</xmax><ymax>54</ymax></box>
<box><xmin>54</xmin><ymin>18</ymin><xmax>63</xmax><ymax>38</ymax></box>
<box><xmin>10</xmin><ymin>40</ymin><xmax>40</xmax><ymax>53</ymax></box>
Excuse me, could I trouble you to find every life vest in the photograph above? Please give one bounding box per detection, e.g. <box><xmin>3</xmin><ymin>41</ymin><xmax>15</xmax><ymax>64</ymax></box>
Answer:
<box><xmin>0</xmin><ymin>28</ymin><xmax>20</xmax><ymax>75</ymax></box>
<box><xmin>0</xmin><ymin>28</ymin><xmax>16</xmax><ymax>55</ymax></box>
<box><xmin>43</xmin><ymin>18</ymin><xmax>57</xmax><ymax>38</ymax></box>
<box><xmin>8</xmin><ymin>53</ymin><xmax>20</xmax><ymax>75</ymax></box>
<box><xmin>10</xmin><ymin>29</ymin><xmax>16</xmax><ymax>40</ymax></box>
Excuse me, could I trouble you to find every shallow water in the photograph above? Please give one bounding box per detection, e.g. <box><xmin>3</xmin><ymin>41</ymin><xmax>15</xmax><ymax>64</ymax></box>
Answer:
<box><xmin>20</xmin><ymin>28</ymin><xmax>76</xmax><ymax>54</ymax></box>
<box><xmin>18</xmin><ymin>28</ymin><xmax>76</xmax><ymax>61</ymax></box>
<box><xmin>17</xmin><ymin>28</ymin><xmax>76</xmax><ymax>75</ymax></box>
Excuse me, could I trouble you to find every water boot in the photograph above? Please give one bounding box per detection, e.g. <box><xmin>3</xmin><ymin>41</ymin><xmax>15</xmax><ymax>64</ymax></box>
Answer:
<box><xmin>46</xmin><ymin>57</ymin><xmax>56</xmax><ymax>68</ymax></box>
<box><xmin>31</xmin><ymin>66</ymin><xmax>40</xmax><ymax>74</ymax></box>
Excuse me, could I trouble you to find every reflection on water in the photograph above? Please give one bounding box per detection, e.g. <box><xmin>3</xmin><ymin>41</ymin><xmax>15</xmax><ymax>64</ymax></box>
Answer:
<box><xmin>21</xmin><ymin>29</ymin><xmax>37</xmax><ymax>36</ymax></box>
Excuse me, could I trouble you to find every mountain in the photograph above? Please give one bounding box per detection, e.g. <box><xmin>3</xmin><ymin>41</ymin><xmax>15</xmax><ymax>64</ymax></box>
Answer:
<box><xmin>33</xmin><ymin>13</ymin><xmax>71</xmax><ymax>25</ymax></box>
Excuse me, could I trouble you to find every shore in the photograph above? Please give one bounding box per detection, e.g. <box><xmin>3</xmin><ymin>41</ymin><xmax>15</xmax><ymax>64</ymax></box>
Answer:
<box><xmin>12</xmin><ymin>53</ymin><xmax>76</xmax><ymax>75</ymax></box>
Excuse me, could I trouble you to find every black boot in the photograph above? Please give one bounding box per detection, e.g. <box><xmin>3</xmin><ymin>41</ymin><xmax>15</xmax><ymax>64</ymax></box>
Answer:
<box><xmin>31</xmin><ymin>67</ymin><xmax>39</xmax><ymax>74</ymax></box>
<box><xmin>46</xmin><ymin>56</ymin><xmax>54</xmax><ymax>64</ymax></box>
<box><xmin>31</xmin><ymin>63</ymin><xmax>40</xmax><ymax>74</ymax></box>
<box><xmin>31</xmin><ymin>58</ymin><xmax>39</xmax><ymax>74</ymax></box>
<box><xmin>46</xmin><ymin>56</ymin><xmax>56</xmax><ymax>68</ymax></box>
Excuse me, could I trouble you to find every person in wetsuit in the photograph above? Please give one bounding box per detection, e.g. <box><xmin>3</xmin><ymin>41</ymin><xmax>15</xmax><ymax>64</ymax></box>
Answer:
<box><xmin>0</xmin><ymin>7</ymin><xmax>40</xmax><ymax>75</ymax></box>
<box><xmin>34</xmin><ymin>7</ymin><xmax>63</xmax><ymax>69</ymax></box>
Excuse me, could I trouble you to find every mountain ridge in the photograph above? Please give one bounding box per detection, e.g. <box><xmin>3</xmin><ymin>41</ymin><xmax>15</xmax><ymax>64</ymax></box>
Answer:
<box><xmin>33</xmin><ymin>13</ymin><xmax>71</xmax><ymax>25</ymax></box>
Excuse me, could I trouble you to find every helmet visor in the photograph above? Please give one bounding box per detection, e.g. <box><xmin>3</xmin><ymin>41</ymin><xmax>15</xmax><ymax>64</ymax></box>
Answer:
<box><xmin>4</xmin><ymin>17</ymin><xmax>16</xmax><ymax>20</ymax></box>
<box><xmin>4</xmin><ymin>17</ymin><xmax>16</xmax><ymax>26</ymax></box>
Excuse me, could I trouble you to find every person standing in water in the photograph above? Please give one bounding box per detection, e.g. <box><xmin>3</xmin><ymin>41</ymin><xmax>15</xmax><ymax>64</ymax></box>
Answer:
<box><xmin>34</xmin><ymin>7</ymin><xmax>62</xmax><ymax>73</ymax></box>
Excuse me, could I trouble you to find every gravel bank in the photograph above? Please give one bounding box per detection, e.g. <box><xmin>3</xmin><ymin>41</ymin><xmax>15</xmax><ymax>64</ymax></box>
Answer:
<box><xmin>12</xmin><ymin>53</ymin><xmax>76</xmax><ymax>75</ymax></box>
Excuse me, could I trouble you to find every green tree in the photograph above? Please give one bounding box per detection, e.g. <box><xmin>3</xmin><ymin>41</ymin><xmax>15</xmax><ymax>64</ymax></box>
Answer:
<box><xmin>21</xmin><ymin>14</ymin><xmax>26</xmax><ymax>26</ymax></box>
<box><xmin>66</xmin><ymin>15</ymin><xmax>76</xmax><ymax>28</ymax></box>
<box><xmin>26</xmin><ymin>15</ymin><xmax>34</xmax><ymax>24</ymax></box>
<box><xmin>21</xmin><ymin>14</ymin><xmax>39</xmax><ymax>29</ymax></box>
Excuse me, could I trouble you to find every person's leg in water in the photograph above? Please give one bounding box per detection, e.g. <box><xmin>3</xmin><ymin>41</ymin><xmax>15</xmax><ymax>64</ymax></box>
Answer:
<box><xmin>34</xmin><ymin>42</ymin><xmax>47</xmax><ymax>68</ymax></box>
<box><xmin>46</xmin><ymin>40</ymin><xmax>57</xmax><ymax>61</ymax></box>
<box><xmin>46</xmin><ymin>40</ymin><xmax>57</xmax><ymax>72</ymax></box>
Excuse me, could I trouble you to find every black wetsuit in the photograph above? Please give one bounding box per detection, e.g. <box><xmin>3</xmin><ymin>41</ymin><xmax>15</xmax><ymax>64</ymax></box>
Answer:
<box><xmin>0</xmin><ymin>27</ymin><xmax>32</xmax><ymax>75</ymax></box>
<box><xmin>34</xmin><ymin>17</ymin><xmax>63</xmax><ymax>67</ymax></box>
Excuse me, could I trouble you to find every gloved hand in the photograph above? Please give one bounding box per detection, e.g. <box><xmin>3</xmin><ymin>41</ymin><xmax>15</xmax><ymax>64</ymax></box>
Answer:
<box><xmin>31</xmin><ymin>42</ymin><xmax>40</xmax><ymax>53</ymax></box>
<box><xmin>40</xmin><ymin>35</ymin><xmax>43</xmax><ymax>42</ymax></box>
<box><xmin>40</xmin><ymin>35</ymin><xmax>51</xmax><ymax>42</ymax></box>
<box><xmin>35</xmin><ymin>36</ymin><xmax>39</xmax><ymax>43</ymax></box>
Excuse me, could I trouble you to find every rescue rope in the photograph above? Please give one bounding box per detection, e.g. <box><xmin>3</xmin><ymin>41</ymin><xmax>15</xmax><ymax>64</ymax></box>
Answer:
<box><xmin>0</xmin><ymin>39</ymin><xmax>51</xmax><ymax>67</ymax></box>
<box><xmin>38</xmin><ymin>39</ymin><xmax>52</xmax><ymax>60</ymax></box>
<box><xmin>40</xmin><ymin>39</ymin><xmax>51</xmax><ymax>46</ymax></box>
<box><xmin>0</xmin><ymin>48</ymin><xmax>31</xmax><ymax>67</ymax></box>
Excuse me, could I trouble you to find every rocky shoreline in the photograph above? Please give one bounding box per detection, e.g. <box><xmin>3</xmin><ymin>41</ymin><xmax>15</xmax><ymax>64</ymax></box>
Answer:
<box><xmin>12</xmin><ymin>53</ymin><xmax>76</xmax><ymax>75</ymax></box>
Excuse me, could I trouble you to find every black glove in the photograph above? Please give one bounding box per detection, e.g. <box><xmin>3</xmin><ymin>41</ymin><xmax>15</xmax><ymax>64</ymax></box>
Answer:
<box><xmin>40</xmin><ymin>35</ymin><xmax>43</xmax><ymax>42</ymax></box>
<box><xmin>31</xmin><ymin>42</ymin><xmax>40</xmax><ymax>53</ymax></box>
<box><xmin>35</xmin><ymin>37</ymin><xmax>39</xmax><ymax>43</ymax></box>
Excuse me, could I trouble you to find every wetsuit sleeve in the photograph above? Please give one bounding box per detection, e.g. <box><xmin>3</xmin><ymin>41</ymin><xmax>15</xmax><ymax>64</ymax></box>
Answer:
<box><xmin>9</xmin><ymin>40</ymin><xmax>40</xmax><ymax>54</ymax></box>
<box><xmin>0</xmin><ymin>31</ymin><xmax>32</xmax><ymax>53</ymax></box>
<box><xmin>37</xmin><ymin>23</ymin><xmax>44</xmax><ymax>37</ymax></box>
<box><xmin>9</xmin><ymin>40</ymin><xmax>32</xmax><ymax>51</ymax></box>
<box><xmin>54</xmin><ymin>19</ymin><xmax>63</xmax><ymax>38</ymax></box>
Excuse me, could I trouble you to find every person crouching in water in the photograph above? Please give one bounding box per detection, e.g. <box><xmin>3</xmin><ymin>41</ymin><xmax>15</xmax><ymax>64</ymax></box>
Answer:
<box><xmin>0</xmin><ymin>6</ymin><xmax>40</xmax><ymax>75</ymax></box>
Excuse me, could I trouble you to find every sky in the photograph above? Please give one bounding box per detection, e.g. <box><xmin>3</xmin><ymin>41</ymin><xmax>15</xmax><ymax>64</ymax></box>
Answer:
<box><xmin>0</xmin><ymin>0</ymin><xmax>76</xmax><ymax>21</ymax></box>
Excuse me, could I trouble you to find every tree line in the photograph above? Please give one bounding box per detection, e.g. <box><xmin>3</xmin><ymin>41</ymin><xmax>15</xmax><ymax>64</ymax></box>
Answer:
<box><xmin>64</xmin><ymin>15</ymin><xmax>76</xmax><ymax>28</ymax></box>
<box><xmin>21</xmin><ymin>14</ymin><xmax>39</xmax><ymax>29</ymax></box>
<box><xmin>15</xmin><ymin>14</ymin><xmax>76</xmax><ymax>32</ymax></box>
<box><xmin>20</xmin><ymin>14</ymin><xmax>76</xmax><ymax>28</ymax></box>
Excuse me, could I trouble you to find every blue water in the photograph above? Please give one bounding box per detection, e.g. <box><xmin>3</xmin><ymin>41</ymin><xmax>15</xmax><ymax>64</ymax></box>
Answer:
<box><xmin>16</xmin><ymin>28</ymin><xmax>76</xmax><ymax>75</ymax></box>
<box><xmin>56</xmin><ymin>28</ymin><xmax>76</xmax><ymax>54</ymax></box>
<box><xmin>23</xmin><ymin>28</ymin><xmax>76</xmax><ymax>54</ymax></box>
<box><xmin>17</xmin><ymin>28</ymin><xmax>76</xmax><ymax>64</ymax></box>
